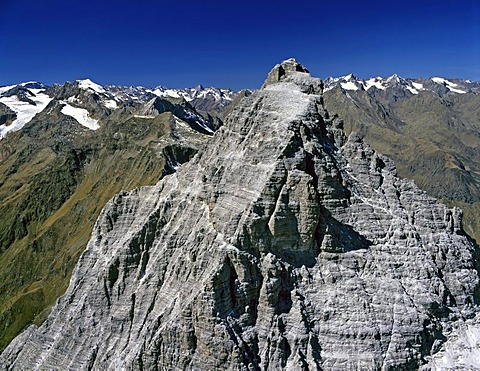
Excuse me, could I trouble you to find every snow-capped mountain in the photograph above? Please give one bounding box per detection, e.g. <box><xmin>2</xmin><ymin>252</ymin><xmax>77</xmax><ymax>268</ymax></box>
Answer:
<box><xmin>0</xmin><ymin>83</ymin><xmax>53</xmax><ymax>138</ymax></box>
<box><xmin>0</xmin><ymin>79</ymin><xmax>238</xmax><ymax>139</ymax></box>
<box><xmin>324</xmin><ymin>73</ymin><xmax>480</xmax><ymax>95</ymax></box>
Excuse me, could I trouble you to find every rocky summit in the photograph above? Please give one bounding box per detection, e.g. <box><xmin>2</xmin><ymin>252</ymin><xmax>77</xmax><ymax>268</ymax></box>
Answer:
<box><xmin>2</xmin><ymin>59</ymin><xmax>480</xmax><ymax>370</ymax></box>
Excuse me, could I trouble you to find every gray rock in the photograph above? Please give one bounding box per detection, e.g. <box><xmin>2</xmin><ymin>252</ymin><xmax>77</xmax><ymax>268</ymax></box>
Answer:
<box><xmin>0</xmin><ymin>102</ymin><xmax>16</xmax><ymax>126</ymax></box>
<box><xmin>2</xmin><ymin>59</ymin><xmax>479</xmax><ymax>370</ymax></box>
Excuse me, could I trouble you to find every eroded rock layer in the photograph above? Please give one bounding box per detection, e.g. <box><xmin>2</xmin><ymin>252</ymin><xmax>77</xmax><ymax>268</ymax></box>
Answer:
<box><xmin>2</xmin><ymin>59</ymin><xmax>479</xmax><ymax>370</ymax></box>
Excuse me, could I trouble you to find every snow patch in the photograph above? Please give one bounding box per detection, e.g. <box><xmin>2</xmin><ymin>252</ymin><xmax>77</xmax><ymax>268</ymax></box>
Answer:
<box><xmin>173</xmin><ymin>116</ymin><xmax>192</xmax><ymax>131</ymax></box>
<box><xmin>104</xmin><ymin>99</ymin><xmax>118</xmax><ymax>109</ymax></box>
<box><xmin>0</xmin><ymin>90</ymin><xmax>53</xmax><ymax>139</ymax></box>
<box><xmin>67</xmin><ymin>96</ymin><xmax>81</xmax><ymax>104</ymax></box>
<box><xmin>406</xmin><ymin>86</ymin><xmax>419</xmax><ymax>94</ymax></box>
<box><xmin>263</xmin><ymin>82</ymin><xmax>315</xmax><ymax>123</ymax></box>
<box><xmin>61</xmin><ymin>102</ymin><xmax>100</xmax><ymax>130</ymax></box>
<box><xmin>432</xmin><ymin>77</ymin><xmax>448</xmax><ymax>85</ymax></box>
<box><xmin>340</xmin><ymin>81</ymin><xmax>359</xmax><ymax>91</ymax></box>
<box><xmin>447</xmin><ymin>86</ymin><xmax>467</xmax><ymax>94</ymax></box>
<box><xmin>431</xmin><ymin>77</ymin><xmax>467</xmax><ymax>93</ymax></box>
<box><xmin>412</xmin><ymin>82</ymin><xmax>424</xmax><ymax>91</ymax></box>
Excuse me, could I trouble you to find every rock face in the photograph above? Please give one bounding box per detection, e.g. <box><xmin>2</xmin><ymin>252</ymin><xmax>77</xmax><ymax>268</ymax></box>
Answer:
<box><xmin>0</xmin><ymin>84</ymin><xmax>220</xmax><ymax>351</ymax></box>
<box><xmin>2</xmin><ymin>60</ymin><xmax>480</xmax><ymax>370</ymax></box>
<box><xmin>0</xmin><ymin>103</ymin><xmax>15</xmax><ymax>126</ymax></box>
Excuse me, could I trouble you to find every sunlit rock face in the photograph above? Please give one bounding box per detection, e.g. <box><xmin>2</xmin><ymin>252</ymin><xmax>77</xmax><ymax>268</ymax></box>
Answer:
<box><xmin>2</xmin><ymin>59</ymin><xmax>479</xmax><ymax>370</ymax></box>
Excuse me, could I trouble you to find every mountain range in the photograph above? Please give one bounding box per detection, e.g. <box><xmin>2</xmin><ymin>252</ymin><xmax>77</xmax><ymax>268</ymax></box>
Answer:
<box><xmin>324</xmin><ymin>73</ymin><xmax>480</xmax><ymax>95</ymax></box>
<box><xmin>1</xmin><ymin>61</ymin><xmax>480</xmax><ymax>369</ymax></box>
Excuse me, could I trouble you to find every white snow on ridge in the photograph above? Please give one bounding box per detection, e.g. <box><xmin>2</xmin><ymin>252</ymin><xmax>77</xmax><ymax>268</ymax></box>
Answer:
<box><xmin>61</xmin><ymin>102</ymin><xmax>100</xmax><ymax>130</ymax></box>
<box><xmin>152</xmin><ymin>88</ymin><xmax>184</xmax><ymax>100</ymax></box>
<box><xmin>340</xmin><ymin>81</ymin><xmax>359</xmax><ymax>91</ymax></box>
<box><xmin>77</xmin><ymin>79</ymin><xmax>105</xmax><ymax>94</ymax></box>
<box><xmin>412</xmin><ymin>82</ymin><xmax>424</xmax><ymax>91</ymax></box>
<box><xmin>431</xmin><ymin>77</ymin><xmax>467</xmax><ymax>94</ymax></box>
<box><xmin>364</xmin><ymin>77</ymin><xmax>386</xmax><ymax>91</ymax></box>
<box><xmin>406</xmin><ymin>86</ymin><xmax>419</xmax><ymax>94</ymax></box>
<box><xmin>181</xmin><ymin>109</ymin><xmax>215</xmax><ymax>134</ymax></box>
<box><xmin>0</xmin><ymin>90</ymin><xmax>53</xmax><ymax>139</ymax></box>
<box><xmin>447</xmin><ymin>86</ymin><xmax>467</xmax><ymax>94</ymax></box>
<box><xmin>432</xmin><ymin>77</ymin><xmax>448</xmax><ymax>85</ymax></box>
<box><xmin>447</xmin><ymin>84</ymin><xmax>467</xmax><ymax>94</ymax></box>
<box><xmin>0</xmin><ymin>84</ymin><xmax>17</xmax><ymax>94</ymax></box>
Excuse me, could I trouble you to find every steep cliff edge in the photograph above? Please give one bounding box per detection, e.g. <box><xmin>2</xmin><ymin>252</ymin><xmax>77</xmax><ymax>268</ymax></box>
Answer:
<box><xmin>2</xmin><ymin>59</ymin><xmax>480</xmax><ymax>370</ymax></box>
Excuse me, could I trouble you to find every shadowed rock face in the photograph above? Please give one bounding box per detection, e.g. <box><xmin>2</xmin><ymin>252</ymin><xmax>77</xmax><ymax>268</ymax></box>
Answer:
<box><xmin>0</xmin><ymin>103</ymin><xmax>16</xmax><ymax>127</ymax></box>
<box><xmin>2</xmin><ymin>59</ymin><xmax>480</xmax><ymax>370</ymax></box>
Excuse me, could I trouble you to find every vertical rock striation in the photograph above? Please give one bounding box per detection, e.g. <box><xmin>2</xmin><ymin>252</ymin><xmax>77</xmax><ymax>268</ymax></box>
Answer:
<box><xmin>2</xmin><ymin>59</ymin><xmax>479</xmax><ymax>370</ymax></box>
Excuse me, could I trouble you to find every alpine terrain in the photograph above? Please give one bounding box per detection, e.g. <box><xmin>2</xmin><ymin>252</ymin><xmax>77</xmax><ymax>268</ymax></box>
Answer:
<box><xmin>0</xmin><ymin>79</ymin><xmax>237</xmax><ymax>350</ymax></box>
<box><xmin>1</xmin><ymin>59</ymin><xmax>480</xmax><ymax>369</ymax></box>
<box><xmin>322</xmin><ymin>74</ymin><xmax>480</xmax><ymax>242</ymax></box>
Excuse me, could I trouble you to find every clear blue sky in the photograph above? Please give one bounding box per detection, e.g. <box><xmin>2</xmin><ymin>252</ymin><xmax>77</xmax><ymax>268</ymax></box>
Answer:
<box><xmin>0</xmin><ymin>0</ymin><xmax>479</xmax><ymax>90</ymax></box>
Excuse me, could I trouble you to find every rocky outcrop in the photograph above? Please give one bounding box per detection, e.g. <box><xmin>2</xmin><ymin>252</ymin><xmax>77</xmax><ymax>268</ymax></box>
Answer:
<box><xmin>423</xmin><ymin>312</ymin><xmax>480</xmax><ymax>369</ymax></box>
<box><xmin>138</xmin><ymin>96</ymin><xmax>217</xmax><ymax>134</ymax></box>
<box><xmin>2</xmin><ymin>60</ymin><xmax>479</xmax><ymax>370</ymax></box>
<box><xmin>0</xmin><ymin>103</ymin><xmax>15</xmax><ymax>126</ymax></box>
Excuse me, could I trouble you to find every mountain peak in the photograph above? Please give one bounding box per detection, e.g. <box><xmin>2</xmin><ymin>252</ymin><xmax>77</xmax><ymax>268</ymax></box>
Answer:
<box><xmin>76</xmin><ymin>79</ymin><xmax>105</xmax><ymax>94</ymax></box>
<box><xmin>343</xmin><ymin>73</ymin><xmax>356</xmax><ymax>80</ymax></box>
<box><xmin>262</xmin><ymin>58</ymin><xmax>310</xmax><ymax>88</ymax></box>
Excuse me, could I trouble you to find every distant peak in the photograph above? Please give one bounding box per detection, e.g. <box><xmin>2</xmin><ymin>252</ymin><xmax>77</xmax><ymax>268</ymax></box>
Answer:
<box><xmin>386</xmin><ymin>73</ymin><xmax>401</xmax><ymax>83</ymax></box>
<box><xmin>262</xmin><ymin>58</ymin><xmax>310</xmax><ymax>88</ymax></box>
<box><xmin>76</xmin><ymin>78</ymin><xmax>96</xmax><ymax>84</ymax></box>
<box><xmin>76</xmin><ymin>79</ymin><xmax>105</xmax><ymax>94</ymax></box>
<box><xmin>20</xmin><ymin>81</ymin><xmax>46</xmax><ymax>89</ymax></box>
<box><xmin>431</xmin><ymin>77</ymin><xmax>447</xmax><ymax>84</ymax></box>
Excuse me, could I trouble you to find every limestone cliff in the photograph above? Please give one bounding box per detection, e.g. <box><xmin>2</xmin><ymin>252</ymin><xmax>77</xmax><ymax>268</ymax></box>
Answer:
<box><xmin>2</xmin><ymin>59</ymin><xmax>479</xmax><ymax>370</ymax></box>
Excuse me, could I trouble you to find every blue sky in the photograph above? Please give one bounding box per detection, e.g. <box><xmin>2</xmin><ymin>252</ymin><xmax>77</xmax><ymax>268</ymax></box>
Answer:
<box><xmin>0</xmin><ymin>0</ymin><xmax>479</xmax><ymax>89</ymax></box>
